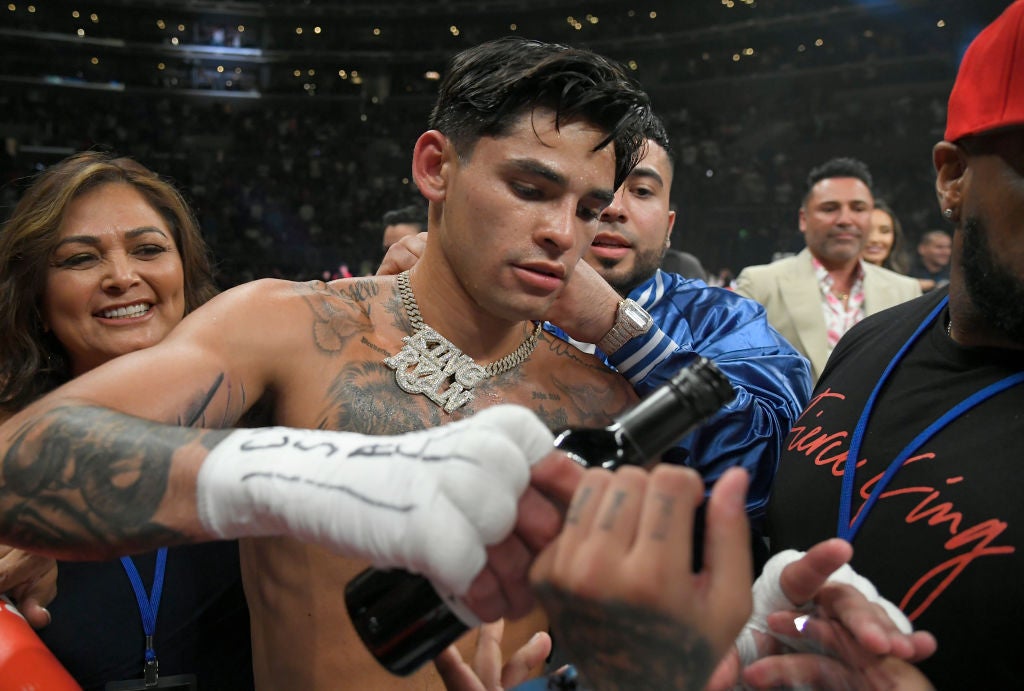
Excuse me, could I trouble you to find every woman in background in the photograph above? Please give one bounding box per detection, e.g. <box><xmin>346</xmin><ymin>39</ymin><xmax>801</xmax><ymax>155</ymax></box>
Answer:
<box><xmin>0</xmin><ymin>151</ymin><xmax>253</xmax><ymax>690</ymax></box>
<box><xmin>861</xmin><ymin>198</ymin><xmax>910</xmax><ymax>274</ymax></box>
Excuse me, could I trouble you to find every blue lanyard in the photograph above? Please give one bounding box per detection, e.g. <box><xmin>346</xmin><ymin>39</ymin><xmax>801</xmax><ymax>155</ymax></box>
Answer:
<box><xmin>121</xmin><ymin>547</ymin><xmax>168</xmax><ymax>682</ymax></box>
<box><xmin>837</xmin><ymin>296</ymin><xmax>1024</xmax><ymax>541</ymax></box>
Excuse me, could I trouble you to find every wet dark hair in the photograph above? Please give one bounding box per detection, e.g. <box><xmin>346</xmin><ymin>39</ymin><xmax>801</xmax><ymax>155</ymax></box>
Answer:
<box><xmin>429</xmin><ymin>36</ymin><xmax>652</xmax><ymax>189</ymax></box>
<box><xmin>643</xmin><ymin>112</ymin><xmax>675</xmax><ymax>170</ymax></box>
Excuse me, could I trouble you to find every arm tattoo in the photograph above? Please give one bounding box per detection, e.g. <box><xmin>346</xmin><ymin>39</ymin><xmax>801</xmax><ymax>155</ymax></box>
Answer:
<box><xmin>537</xmin><ymin>585</ymin><xmax>715</xmax><ymax>691</ymax></box>
<box><xmin>0</xmin><ymin>405</ymin><xmax>229</xmax><ymax>558</ymax></box>
<box><xmin>171</xmin><ymin>373</ymin><xmax>250</xmax><ymax>430</ymax></box>
<box><xmin>179</xmin><ymin>372</ymin><xmax>226</xmax><ymax>427</ymax></box>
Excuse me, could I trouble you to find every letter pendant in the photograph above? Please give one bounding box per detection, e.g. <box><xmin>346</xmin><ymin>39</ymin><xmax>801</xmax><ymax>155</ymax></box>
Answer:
<box><xmin>384</xmin><ymin>327</ymin><xmax>487</xmax><ymax>413</ymax></box>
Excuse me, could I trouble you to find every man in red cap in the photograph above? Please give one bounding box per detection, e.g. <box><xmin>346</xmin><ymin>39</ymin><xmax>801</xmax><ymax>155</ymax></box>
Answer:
<box><xmin>765</xmin><ymin>1</ymin><xmax>1024</xmax><ymax>686</ymax></box>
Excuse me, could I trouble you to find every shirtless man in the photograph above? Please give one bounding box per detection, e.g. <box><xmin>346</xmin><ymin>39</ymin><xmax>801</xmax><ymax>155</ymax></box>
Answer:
<box><xmin>0</xmin><ymin>37</ymin><xmax>651</xmax><ymax>689</ymax></box>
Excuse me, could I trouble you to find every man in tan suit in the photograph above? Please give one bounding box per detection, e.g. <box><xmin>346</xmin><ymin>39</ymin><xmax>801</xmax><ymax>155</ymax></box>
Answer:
<box><xmin>734</xmin><ymin>157</ymin><xmax>921</xmax><ymax>381</ymax></box>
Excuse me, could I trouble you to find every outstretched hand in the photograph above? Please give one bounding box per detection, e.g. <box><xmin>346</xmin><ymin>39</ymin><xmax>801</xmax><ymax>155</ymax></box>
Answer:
<box><xmin>434</xmin><ymin>619</ymin><xmax>552</xmax><ymax>691</ymax></box>
<box><xmin>199</xmin><ymin>404</ymin><xmax>579</xmax><ymax>626</ymax></box>
<box><xmin>740</xmin><ymin>588</ymin><xmax>936</xmax><ymax>690</ymax></box>
<box><xmin>707</xmin><ymin>539</ymin><xmax>937</xmax><ymax>690</ymax></box>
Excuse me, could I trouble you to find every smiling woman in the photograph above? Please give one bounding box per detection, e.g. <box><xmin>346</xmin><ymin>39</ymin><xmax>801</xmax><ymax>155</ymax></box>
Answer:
<box><xmin>861</xmin><ymin>198</ymin><xmax>909</xmax><ymax>275</ymax></box>
<box><xmin>0</xmin><ymin>151</ymin><xmax>252</xmax><ymax>690</ymax></box>
<box><xmin>0</xmin><ymin>152</ymin><xmax>217</xmax><ymax>410</ymax></box>
<box><xmin>43</xmin><ymin>182</ymin><xmax>188</xmax><ymax>377</ymax></box>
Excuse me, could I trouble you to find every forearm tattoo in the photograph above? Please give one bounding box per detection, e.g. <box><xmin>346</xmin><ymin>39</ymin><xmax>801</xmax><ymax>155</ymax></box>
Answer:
<box><xmin>537</xmin><ymin>586</ymin><xmax>715</xmax><ymax>691</ymax></box>
<box><xmin>0</xmin><ymin>405</ymin><xmax>228</xmax><ymax>557</ymax></box>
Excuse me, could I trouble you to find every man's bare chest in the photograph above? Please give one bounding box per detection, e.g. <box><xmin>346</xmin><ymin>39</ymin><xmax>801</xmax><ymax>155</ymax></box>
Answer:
<box><xmin>278</xmin><ymin>328</ymin><xmax>634</xmax><ymax>437</ymax></box>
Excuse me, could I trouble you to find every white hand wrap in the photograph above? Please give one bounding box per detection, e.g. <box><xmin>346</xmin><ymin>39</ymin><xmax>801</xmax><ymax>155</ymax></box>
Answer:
<box><xmin>196</xmin><ymin>404</ymin><xmax>554</xmax><ymax>597</ymax></box>
<box><xmin>735</xmin><ymin>549</ymin><xmax>913</xmax><ymax>666</ymax></box>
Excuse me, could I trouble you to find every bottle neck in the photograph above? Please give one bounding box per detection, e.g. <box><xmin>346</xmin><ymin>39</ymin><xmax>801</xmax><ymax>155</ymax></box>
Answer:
<box><xmin>613</xmin><ymin>360</ymin><xmax>733</xmax><ymax>461</ymax></box>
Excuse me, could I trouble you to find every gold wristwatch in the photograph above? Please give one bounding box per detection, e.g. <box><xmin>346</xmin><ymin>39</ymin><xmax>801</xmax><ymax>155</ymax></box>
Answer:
<box><xmin>597</xmin><ymin>298</ymin><xmax>653</xmax><ymax>354</ymax></box>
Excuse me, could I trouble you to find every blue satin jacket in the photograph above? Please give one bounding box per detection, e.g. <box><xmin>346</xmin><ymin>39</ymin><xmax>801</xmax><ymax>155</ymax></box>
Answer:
<box><xmin>545</xmin><ymin>270</ymin><xmax>812</xmax><ymax>526</ymax></box>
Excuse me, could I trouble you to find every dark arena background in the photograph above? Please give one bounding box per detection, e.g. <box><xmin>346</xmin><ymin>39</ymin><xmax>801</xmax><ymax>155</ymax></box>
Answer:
<box><xmin>0</xmin><ymin>0</ymin><xmax>1012</xmax><ymax>284</ymax></box>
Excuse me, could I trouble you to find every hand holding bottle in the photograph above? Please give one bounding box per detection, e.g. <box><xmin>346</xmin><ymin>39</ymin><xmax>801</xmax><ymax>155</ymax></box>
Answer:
<box><xmin>346</xmin><ymin>357</ymin><xmax>736</xmax><ymax>676</ymax></box>
<box><xmin>529</xmin><ymin>465</ymin><xmax>752</xmax><ymax>691</ymax></box>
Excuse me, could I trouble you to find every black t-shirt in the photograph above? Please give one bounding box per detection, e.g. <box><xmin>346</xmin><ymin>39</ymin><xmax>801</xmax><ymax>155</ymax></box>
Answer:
<box><xmin>767</xmin><ymin>288</ymin><xmax>1024</xmax><ymax>689</ymax></box>
<box><xmin>39</xmin><ymin>541</ymin><xmax>253</xmax><ymax>691</ymax></box>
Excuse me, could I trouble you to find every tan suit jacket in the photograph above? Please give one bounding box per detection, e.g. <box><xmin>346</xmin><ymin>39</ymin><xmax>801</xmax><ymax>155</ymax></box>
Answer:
<box><xmin>734</xmin><ymin>248</ymin><xmax>922</xmax><ymax>381</ymax></box>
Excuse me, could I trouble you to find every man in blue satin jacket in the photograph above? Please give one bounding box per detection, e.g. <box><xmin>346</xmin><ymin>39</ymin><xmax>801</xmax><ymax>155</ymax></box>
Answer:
<box><xmin>543</xmin><ymin>114</ymin><xmax>811</xmax><ymax>533</ymax></box>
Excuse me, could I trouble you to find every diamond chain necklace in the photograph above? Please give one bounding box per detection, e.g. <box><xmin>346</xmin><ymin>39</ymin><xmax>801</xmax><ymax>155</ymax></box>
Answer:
<box><xmin>384</xmin><ymin>270</ymin><xmax>542</xmax><ymax>413</ymax></box>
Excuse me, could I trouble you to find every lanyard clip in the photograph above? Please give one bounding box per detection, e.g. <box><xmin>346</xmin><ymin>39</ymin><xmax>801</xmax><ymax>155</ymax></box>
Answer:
<box><xmin>144</xmin><ymin>658</ymin><xmax>159</xmax><ymax>687</ymax></box>
<box><xmin>144</xmin><ymin>635</ymin><xmax>159</xmax><ymax>687</ymax></box>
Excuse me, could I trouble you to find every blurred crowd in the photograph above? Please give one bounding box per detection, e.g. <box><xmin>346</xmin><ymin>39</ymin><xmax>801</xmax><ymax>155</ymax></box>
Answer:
<box><xmin>0</xmin><ymin>77</ymin><xmax>951</xmax><ymax>288</ymax></box>
<box><xmin>0</xmin><ymin>0</ymin><xmax>1003</xmax><ymax>285</ymax></box>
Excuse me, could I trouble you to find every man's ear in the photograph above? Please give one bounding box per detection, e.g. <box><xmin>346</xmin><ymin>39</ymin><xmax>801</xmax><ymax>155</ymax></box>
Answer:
<box><xmin>798</xmin><ymin>206</ymin><xmax>808</xmax><ymax>235</ymax></box>
<box><xmin>933</xmin><ymin>141</ymin><xmax>966</xmax><ymax>221</ymax></box>
<box><xmin>412</xmin><ymin>130</ymin><xmax>453</xmax><ymax>203</ymax></box>
<box><xmin>664</xmin><ymin>209</ymin><xmax>677</xmax><ymax>249</ymax></box>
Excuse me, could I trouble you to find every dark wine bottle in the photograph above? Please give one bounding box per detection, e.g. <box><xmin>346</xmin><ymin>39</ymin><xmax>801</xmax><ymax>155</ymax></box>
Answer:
<box><xmin>345</xmin><ymin>356</ymin><xmax>735</xmax><ymax>677</ymax></box>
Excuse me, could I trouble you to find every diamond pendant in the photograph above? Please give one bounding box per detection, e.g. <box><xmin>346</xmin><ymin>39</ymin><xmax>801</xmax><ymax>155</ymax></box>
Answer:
<box><xmin>384</xmin><ymin>326</ymin><xmax>487</xmax><ymax>413</ymax></box>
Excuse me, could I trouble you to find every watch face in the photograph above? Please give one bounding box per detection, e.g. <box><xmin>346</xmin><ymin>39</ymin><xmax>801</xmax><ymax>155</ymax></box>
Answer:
<box><xmin>599</xmin><ymin>299</ymin><xmax>652</xmax><ymax>353</ymax></box>
<box><xmin>624</xmin><ymin>306</ymin><xmax>648</xmax><ymax>329</ymax></box>
<box><xmin>621</xmin><ymin>301</ymin><xmax>652</xmax><ymax>331</ymax></box>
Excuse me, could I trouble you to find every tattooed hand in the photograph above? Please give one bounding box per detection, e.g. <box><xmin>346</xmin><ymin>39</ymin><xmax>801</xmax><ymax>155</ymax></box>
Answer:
<box><xmin>529</xmin><ymin>465</ymin><xmax>752</xmax><ymax>691</ymax></box>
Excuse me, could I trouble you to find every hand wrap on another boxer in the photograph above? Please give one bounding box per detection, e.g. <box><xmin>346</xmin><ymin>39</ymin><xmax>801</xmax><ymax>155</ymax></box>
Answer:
<box><xmin>736</xmin><ymin>549</ymin><xmax>912</xmax><ymax>666</ymax></box>
<box><xmin>195</xmin><ymin>404</ymin><xmax>554</xmax><ymax>597</ymax></box>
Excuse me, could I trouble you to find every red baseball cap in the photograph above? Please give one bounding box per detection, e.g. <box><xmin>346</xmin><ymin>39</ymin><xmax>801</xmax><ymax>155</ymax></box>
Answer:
<box><xmin>945</xmin><ymin>0</ymin><xmax>1024</xmax><ymax>142</ymax></box>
